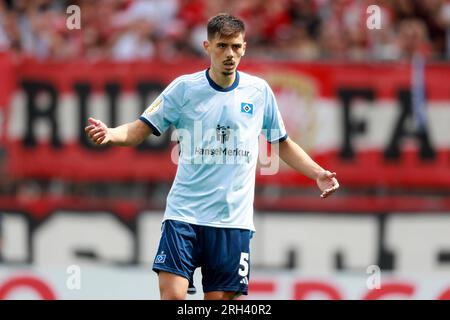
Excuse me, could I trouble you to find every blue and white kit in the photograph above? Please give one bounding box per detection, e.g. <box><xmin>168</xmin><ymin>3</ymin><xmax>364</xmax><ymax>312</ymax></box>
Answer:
<box><xmin>140</xmin><ymin>69</ymin><xmax>287</xmax><ymax>232</ymax></box>
<box><xmin>140</xmin><ymin>69</ymin><xmax>287</xmax><ymax>294</ymax></box>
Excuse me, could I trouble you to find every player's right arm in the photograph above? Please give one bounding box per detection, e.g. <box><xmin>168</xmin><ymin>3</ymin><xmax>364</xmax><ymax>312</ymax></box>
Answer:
<box><xmin>84</xmin><ymin>117</ymin><xmax>152</xmax><ymax>146</ymax></box>
<box><xmin>88</xmin><ymin>75</ymin><xmax>184</xmax><ymax>146</ymax></box>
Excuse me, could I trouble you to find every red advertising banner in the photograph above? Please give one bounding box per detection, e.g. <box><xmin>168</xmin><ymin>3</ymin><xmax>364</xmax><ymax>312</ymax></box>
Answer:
<box><xmin>0</xmin><ymin>53</ymin><xmax>15</xmax><ymax>146</ymax></box>
<box><xmin>3</xmin><ymin>57</ymin><xmax>450</xmax><ymax>188</ymax></box>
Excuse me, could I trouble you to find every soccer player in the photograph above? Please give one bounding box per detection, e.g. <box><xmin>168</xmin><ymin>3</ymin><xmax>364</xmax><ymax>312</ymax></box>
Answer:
<box><xmin>85</xmin><ymin>13</ymin><xmax>339</xmax><ymax>300</ymax></box>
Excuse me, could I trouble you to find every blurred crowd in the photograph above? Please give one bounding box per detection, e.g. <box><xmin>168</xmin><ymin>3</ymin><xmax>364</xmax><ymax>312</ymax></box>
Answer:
<box><xmin>0</xmin><ymin>0</ymin><xmax>450</xmax><ymax>62</ymax></box>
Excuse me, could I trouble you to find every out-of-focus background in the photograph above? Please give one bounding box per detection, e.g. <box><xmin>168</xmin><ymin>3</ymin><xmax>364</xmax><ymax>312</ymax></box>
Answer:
<box><xmin>0</xmin><ymin>0</ymin><xmax>450</xmax><ymax>300</ymax></box>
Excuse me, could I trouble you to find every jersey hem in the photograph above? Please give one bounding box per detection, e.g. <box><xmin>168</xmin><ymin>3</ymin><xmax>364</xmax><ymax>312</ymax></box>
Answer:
<box><xmin>163</xmin><ymin>217</ymin><xmax>256</xmax><ymax>232</ymax></box>
<box><xmin>268</xmin><ymin>133</ymin><xmax>288</xmax><ymax>144</ymax></box>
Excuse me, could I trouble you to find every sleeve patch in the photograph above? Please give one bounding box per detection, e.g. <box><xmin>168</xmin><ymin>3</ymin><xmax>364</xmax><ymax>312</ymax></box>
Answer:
<box><xmin>145</xmin><ymin>97</ymin><xmax>163</xmax><ymax>116</ymax></box>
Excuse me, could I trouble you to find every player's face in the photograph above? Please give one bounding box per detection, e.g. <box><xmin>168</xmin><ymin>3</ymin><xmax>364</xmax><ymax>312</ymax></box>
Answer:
<box><xmin>204</xmin><ymin>33</ymin><xmax>246</xmax><ymax>77</ymax></box>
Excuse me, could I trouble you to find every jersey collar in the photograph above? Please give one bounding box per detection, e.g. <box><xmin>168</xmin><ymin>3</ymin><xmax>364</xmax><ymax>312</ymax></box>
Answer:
<box><xmin>205</xmin><ymin>69</ymin><xmax>240</xmax><ymax>92</ymax></box>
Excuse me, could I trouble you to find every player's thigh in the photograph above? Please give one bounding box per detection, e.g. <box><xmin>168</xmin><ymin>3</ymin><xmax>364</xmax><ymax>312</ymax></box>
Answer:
<box><xmin>152</xmin><ymin>220</ymin><xmax>199</xmax><ymax>298</ymax></box>
<box><xmin>201</xmin><ymin>227</ymin><xmax>252</xmax><ymax>296</ymax></box>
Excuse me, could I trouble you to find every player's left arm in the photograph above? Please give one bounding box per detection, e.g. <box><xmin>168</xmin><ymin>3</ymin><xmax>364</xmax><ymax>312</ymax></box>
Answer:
<box><xmin>275</xmin><ymin>137</ymin><xmax>339</xmax><ymax>198</ymax></box>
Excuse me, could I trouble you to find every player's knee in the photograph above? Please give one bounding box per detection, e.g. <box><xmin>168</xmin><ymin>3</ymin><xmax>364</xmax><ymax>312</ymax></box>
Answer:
<box><xmin>160</xmin><ymin>282</ymin><xmax>187</xmax><ymax>300</ymax></box>
<box><xmin>160</xmin><ymin>289</ymin><xmax>186</xmax><ymax>300</ymax></box>
<box><xmin>204</xmin><ymin>291</ymin><xmax>239</xmax><ymax>300</ymax></box>
<box><xmin>158</xmin><ymin>271</ymin><xmax>189</xmax><ymax>300</ymax></box>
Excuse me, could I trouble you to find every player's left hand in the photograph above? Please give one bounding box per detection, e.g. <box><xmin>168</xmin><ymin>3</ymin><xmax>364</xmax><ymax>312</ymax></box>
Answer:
<box><xmin>316</xmin><ymin>171</ymin><xmax>339</xmax><ymax>198</ymax></box>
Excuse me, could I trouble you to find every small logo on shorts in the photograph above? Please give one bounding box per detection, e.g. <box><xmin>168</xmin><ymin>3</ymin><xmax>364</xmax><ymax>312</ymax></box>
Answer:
<box><xmin>240</xmin><ymin>277</ymin><xmax>248</xmax><ymax>285</ymax></box>
<box><xmin>155</xmin><ymin>252</ymin><xmax>166</xmax><ymax>264</ymax></box>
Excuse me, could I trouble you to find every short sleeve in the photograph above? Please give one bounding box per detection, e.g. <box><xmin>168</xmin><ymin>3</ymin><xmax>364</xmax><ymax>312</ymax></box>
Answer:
<box><xmin>139</xmin><ymin>78</ymin><xmax>184</xmax><ymax>136</ymax></box>
<box><xmin>262</xmin><ymin>84</ymin><xmax>288</xmax><ymax>143</ymax></box>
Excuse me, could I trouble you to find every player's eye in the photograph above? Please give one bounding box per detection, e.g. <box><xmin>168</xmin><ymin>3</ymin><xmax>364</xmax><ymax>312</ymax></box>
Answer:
<box><xmin>218</xmin><ymin>43</ymin><xmax>226</xmax><ymax>48</ymax></box>
<box><xmin>232</xmin><ymin>44</ymin><xmax>242</xmax><ymax>50</ymax></box>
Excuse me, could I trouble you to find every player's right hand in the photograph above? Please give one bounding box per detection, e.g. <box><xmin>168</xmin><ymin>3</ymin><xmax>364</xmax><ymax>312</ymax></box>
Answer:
<box><xmin>84</xmin><ymin>117</ymin><xmax>111</xmax><ymax>145</ymax></box>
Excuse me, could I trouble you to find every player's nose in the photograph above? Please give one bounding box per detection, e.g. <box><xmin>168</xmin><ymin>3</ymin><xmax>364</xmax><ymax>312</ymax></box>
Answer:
<box><xmin>225</xmin><ymin>47</ymin><xmax>233</xmax><ymax>58</ymax></box>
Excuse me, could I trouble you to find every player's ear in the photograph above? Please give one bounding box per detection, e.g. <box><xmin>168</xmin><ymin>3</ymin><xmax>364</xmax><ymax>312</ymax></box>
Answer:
<box><xmin>242</xmin><ymin>41</ymin><xmax>247</xmax><ymax>56</ymax></box>
<box><xmin>203</xmin><ymin>40</ymin><xmax>210</xmax><ymax>55</ymax></box>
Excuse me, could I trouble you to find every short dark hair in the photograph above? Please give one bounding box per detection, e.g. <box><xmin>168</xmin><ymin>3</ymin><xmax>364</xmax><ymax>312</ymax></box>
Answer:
<box><xmin>207</xmin><ymin>13</ymin><xmax>245</xmax><ymax>40</ymax></box>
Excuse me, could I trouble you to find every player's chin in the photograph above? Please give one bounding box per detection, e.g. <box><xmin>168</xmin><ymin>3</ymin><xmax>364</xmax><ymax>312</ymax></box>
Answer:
<box><xmin>222</xmin><ymin>65</ymin><xmax>236</xmax><ymax>76</ymax></box>
<box><xmin>222</xmin><ymin>71</ymin><xmax>234</xmax><ymax>76</ymax></box>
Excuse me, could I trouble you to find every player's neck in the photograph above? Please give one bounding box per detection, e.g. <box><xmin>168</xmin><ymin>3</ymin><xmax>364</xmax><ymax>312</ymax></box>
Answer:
<box><xmin>208</xmin><ymin>68</ymin><xmax>236</xmax><ymax>89</ymax></box>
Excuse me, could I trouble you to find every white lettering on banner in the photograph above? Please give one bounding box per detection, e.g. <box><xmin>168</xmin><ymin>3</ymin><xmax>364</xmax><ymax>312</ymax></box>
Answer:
<box><xmin>34</xmin><ymin>212</ymin><xmax>134</xmax><ymax>267</ymax></box>
<box><xmin>2</xmin><ymin>213</ymin><xmax>28</xmax><ymax>261</ymax></box>
<box><xmin>255</xmin><ymin>214</ymin><xmax>378</xmax><ymax>273</ymax></box>
<box><xmin>3</xmin><ymin>211</ymin><xmax>450</xmax><ymax>275</ymax></box>
<box><xmin>347</xmin><ymin>99</ymin><xmax>395</xmax><ymax>150</ymax></box>
<box><xmin>8</xmin><ymin>93</ymin><xmax>26</xmax><ymax>139</ymax></box>
<box><xmin>385</xmin><ymin>214</ymin><xmax>450</xmax><ymax>273</ymax></box>
<box><xmin>58</xmin><ymin>96</ymin><xmax>78</xmax><ymax>142</ymax></box>
<box><xmin>86</xmin><ymin>95</ymin><xmax>110</xmax><ymax>135</ymax></box>
<box><xmin>117</xmin><ymin>94</ymin><xmax>142</xmax><ymax>125</ymax></box>
<box><xmin>8</xmin><ymin>93</ymin><xmax>450</xmax><ymax>148</ymax></box>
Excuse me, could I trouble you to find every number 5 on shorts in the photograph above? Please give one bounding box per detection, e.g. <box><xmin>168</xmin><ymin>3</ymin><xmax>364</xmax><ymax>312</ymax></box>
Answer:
<box><xmin>238</xmin><ymin>252</ymin><xmax>249</xmax><ymax>277</ymax></box>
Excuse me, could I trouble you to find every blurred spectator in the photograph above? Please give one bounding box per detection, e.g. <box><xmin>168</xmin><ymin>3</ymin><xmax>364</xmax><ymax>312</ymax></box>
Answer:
<box><xmin>319</xmin><ymin>22</ymin><xmax>347</xmax><ymax>59</ymax></box>
<box><xmin>289</xmin><ymin>0</ymin><xmax>321</xmax><ymax>40</ymax></box>
<box><xmin>0</xmin><ymin>0</ymin><xmax>450</xmax><ymax>61</ymax></box>
<box><xmin>444</xmin><ymin>0</ymin><xmax>450</xmax><ymax>59</ymax></box>
<box><xmin>417</xmin><ymin>0</ymin><xmax>449</xmax><ymax>58</ymax></box>
<box><xmin>397</xmin><ymin>19</ymin><xmax>433</xmax><ymax>59</ymax></box>
<box><xmin>0</xmin><ymin>147</ymin><xmax>5</xmax><ymax>263</ymax></box>
<box><xmin>111</xmin><ymin>18</ymin><xmax>155</xmax><ymax>61</ymax></box>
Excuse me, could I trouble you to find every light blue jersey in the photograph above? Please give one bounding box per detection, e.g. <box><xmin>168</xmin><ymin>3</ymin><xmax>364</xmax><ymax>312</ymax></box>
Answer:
<box><xmin>139</xmin><ymin>70</ymin><xmax>287</xmax><ymax>231</ymax></box>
